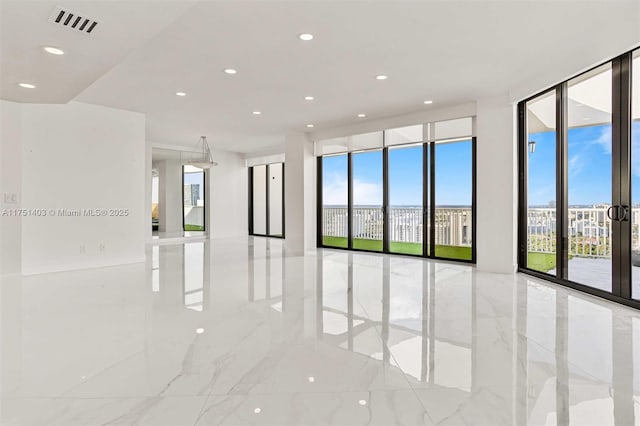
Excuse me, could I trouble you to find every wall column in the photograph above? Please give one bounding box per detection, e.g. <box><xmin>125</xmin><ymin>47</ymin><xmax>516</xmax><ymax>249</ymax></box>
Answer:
<box><xmin>475</xmin><ymin>95</ymin><xmax>518</xmax><ymax>273</ymax></box>
<box><xmin>157</xmin><ymin>159</ymin><xmax>183</xmax><ymax>234</ymax></box>
<box><xmin>284</xmin><ymin>132</ymin><xmax>316</xmax><ymax>255</ymax></box>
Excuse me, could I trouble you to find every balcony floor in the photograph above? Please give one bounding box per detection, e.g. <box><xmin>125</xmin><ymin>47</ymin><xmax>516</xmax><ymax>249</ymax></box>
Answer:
<box><xmin>1</xmin><ymin>237</ymin><xmax>639</xmax><ymax>425</ymax></box>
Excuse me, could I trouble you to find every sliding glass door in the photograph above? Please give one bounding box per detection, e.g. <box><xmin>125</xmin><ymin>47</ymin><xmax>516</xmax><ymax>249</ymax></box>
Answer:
<box><xmin>352</xmin><ymin>150</ymin><xmax>383</xmax><ymax>252</ymax></box>
<box><xmin>524</xmin><ymin>90</ymin><xmax>557</xmax><ymax>274</ymax></box>
<box><xmin>566</xmin><ymin>63</ymin><xmax>613</xmax><ymax>291</ymax></box>
<box><xmin>633</xmin><ymin>50</ymin><xmax>640</xmax><ymax>301</ymax></box>
<box><xmin>388</xmin><ymin>144</ymin><xmax>424</xmax><ymax>256</ymax></box>
<box><xmin>519</xmin><ymin>48</ymin><xmax>640</xmax><ymax>309</ymax></box>
<box><xmin>321</xmin><ymin>154</ymin><xmax>348</xmax><ymax>248</ymax></box>
<box><xmin>434</xmin><ymin>139</ymin><xmax>473</xmax><ymax>261</ymax></box>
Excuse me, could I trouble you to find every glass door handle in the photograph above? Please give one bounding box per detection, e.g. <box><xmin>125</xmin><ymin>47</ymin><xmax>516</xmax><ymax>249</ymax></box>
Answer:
<box><xmin>607</xmin><ymin>205</ymin><xmax>630</xmax><ymax>221</ymax></box>
<box><xmin>620</xmin><ymin>205</ymin><xmax>629</xmax><ymax>221</ymax></box>
<box><xmin>607</xmin><ymin>206</ymin><xmax>616</xmax><ymax>220</ymax></box>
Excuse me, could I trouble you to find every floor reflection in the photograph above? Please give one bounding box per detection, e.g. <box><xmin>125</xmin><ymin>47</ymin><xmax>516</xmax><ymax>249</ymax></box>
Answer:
<box><xmin>1</xmin><ymin>237</ymin><xmax>639</xmax><ymax>425</ymax></box>
<box><xmin>310</xmin><ymin>250</ymin><xmax>639</xmax><ymax>425</ymax></box>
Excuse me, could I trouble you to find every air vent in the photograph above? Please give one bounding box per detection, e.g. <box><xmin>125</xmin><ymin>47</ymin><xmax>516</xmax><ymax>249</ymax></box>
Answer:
<box><xmin>48</xmin><ymin>6</ymin><xmax>98</xmax><ymax>34</ymax></box>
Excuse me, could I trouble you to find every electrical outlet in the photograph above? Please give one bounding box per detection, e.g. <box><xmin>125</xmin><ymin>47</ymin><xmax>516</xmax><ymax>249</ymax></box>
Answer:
<box><xmin>99</xmin><ymin>244</ymin><xmax>106</xmax><ymax>252</ymax></box>
<box><xmin>80</xmin><ymin>245</ymin><xmax>86</xmax><ymax>254</ymax></box>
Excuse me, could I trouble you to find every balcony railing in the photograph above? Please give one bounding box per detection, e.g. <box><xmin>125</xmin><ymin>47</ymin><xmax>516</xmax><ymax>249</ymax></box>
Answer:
<box><xmin>322</xmin><ymin>206</ymin><xmax>472</xmax><ymax>246</ymax></box>
<box><xmin>323</xmin><ymin>205</ymin><xmax>640</xmax><ymax>258</ymax></box>
<box><xmin>527</xmin><ymin>206</ymin><xmax>640</xmax><ymax>258</ymax></box>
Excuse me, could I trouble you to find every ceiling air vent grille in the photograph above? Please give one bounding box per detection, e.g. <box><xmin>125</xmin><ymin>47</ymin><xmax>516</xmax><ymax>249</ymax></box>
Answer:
<box><xmin>48</xmin><ymin>6</ymin><xmax>98</xmax><ymax>34</ymax></box>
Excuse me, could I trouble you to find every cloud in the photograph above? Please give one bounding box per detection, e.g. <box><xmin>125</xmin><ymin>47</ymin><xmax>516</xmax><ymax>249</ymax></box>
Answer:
<box><xmin>592</xmin><ymin>127</ymin><xmax>612</xmax><ymax>154</ymax></box>
<box><xmin>568</xmin><ymin>154</ymin><xmax>584</xmax><ymax>179</ymax></box>
<box><xmin>322</xmin><ymin>172</ymin><xmax>348</xmax><ymax>205</ymax></box>
<box><xmin>322</xmin><ymin>173</ymin><xmax>382</xmax><ymax>205</ymax></box>
<box><xmin>353</xmin><ymin>180</ymin><xmax>382</xmax><ymax>205</ymax></box>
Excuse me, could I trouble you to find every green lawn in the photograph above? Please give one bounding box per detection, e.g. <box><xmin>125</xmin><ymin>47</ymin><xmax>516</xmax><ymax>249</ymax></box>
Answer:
<box><xmin>184</xmin><ymin>224</ymin><xmax>205</xmax><ymax>231</ymax></box>
<box><xmin>527</xmin><ymin>252</ymin><xmax>557</xmax><ymax>273</ymax></box>
<box><xmin>322</xmin><ymin>236</ymin><xmax>472</xmax><ymax>260</ymax></box>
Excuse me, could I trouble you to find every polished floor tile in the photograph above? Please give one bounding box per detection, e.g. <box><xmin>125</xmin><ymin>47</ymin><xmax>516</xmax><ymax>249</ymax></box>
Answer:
<box><xmin>1</xmin><ymin>237</ymin><xmax>639</xmax><ymax>425</ymax></box>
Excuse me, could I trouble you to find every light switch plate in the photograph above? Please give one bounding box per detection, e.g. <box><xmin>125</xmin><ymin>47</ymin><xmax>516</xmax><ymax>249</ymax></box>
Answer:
<box><xmin>3</xmin><ymin>193</ymin><xmax>18</xmax><ymax>204</ymax></box>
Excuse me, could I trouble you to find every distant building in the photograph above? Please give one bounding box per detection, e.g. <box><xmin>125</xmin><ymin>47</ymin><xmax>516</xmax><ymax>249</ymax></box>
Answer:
<box><xmin>184</xmin><ymin>184</ymin><xmax>200</xmax><ymax>206</ymax></box>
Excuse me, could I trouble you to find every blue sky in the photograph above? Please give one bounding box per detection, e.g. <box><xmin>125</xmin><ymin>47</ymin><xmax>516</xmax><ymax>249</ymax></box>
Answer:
<box><xmin>184</xmin><ymin>170</ymin><xmax>204</xmax><ymax>201</ymax></box>
<box><xmin>321</xmin><ymin>122</ymin><xmax>640</xmax><ymax>208</ymax></box>
<box><xmin>528</xmin><ymin>121</ymin><xmax>640</xmax><ymax>206</ymax></box>
<box><xmin>322</xmin><ymin>140</ymin><xmax>472</xmax><ymax>206</ymax></box>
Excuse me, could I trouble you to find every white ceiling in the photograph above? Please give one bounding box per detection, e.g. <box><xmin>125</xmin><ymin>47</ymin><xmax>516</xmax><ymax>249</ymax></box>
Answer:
<box><xmin>1</xmin><ymin>1</ymin><xmax>639</xmax><ymax>153</ymax></box>
<box><xmin>0</xmin><ymin>0</ymin><xmax>196</xmax><ymax>103</ymax></box>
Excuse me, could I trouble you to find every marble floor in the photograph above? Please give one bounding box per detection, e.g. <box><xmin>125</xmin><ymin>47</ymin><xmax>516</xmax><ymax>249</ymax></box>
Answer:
<box><xmin>1</xmin><ymin>237</ymin><xmax>640</xmax><ymax>425</ymax></box>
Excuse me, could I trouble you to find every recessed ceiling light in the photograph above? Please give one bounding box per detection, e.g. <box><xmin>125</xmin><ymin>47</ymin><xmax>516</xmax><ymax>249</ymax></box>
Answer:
<box><xmin>175</xmin><ymin>91</ymin><xmax>187</xmax><ymax>97</ymax></box>
<box><xmin>307</xmin><ymin>376</ymin><xmax>315</xmax><ymax>383</ymax></box>
<box><xmin>43</xmin><ymin>46</ymin><xmax>64</xmax><ymax>55</ymax></box>
<box><xmin>375</xmin><ymin>75</ymin><xmax>388</xmax><ymax>80</ymax></box>
<box><xmin>304</xmin><ymin>96</ymin><xmax>314</xmax><ymax>101</ymax></box>
<box><xmin>423</xmin><ymin>100</ymin><xmax>433</xmax><ymax>105</ymax></box>
<box><xmin>224</xmin><ymin>68</ymin><xmax>237</xmax><ymax>75</ymax></box>
<box><xmin>306</xmin><ymin>124</ymin><xmax>314</xmax><ymax>128</ymax></box>
<box><xmin>254</xmin><ymin>408</ymin><xmax>262</xmax><ymax>414</ymax></box>
<box><xmin>18</xmin><ymin>83</ymin><xmax>36</xmax><ymax>89</ymax></box>
<box><xmin>196</xmin><ymin>328</ymin><xmax>204</xmax><ymax>334</ymax></box>
<box><xmin>253</xmin><ymin>111</ymin><xmax>262</xmax><ymax>115</ymax></box>
<box><xmin>299</xmin><ymin>33</ymin><xmax>314</xmax><ymax>41</ymax></box>
<box><xmin>357</xmin><ymin>113</ymin><xmax>366</xmax><ymax>118</ymax></box>
<box><xmin>358</xmin><ymin>399</ymin><xmax>367</xmax><ymax>406</ymax></box>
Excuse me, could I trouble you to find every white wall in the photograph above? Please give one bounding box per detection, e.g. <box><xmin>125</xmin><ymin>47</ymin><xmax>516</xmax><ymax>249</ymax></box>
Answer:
<box><xmin>18</xmin><ymin>101</ymin><xmax>146</xmax><ymax>275</ymax></box>
<box><xmin>209</xmin><ymin>149</ymin><xmax>247</xmax><ymax>239</ymax></box>
<box><xmin>0</xmin><ymin>100</ymin><xmax>23</xmax><ymax>275</ymax></box>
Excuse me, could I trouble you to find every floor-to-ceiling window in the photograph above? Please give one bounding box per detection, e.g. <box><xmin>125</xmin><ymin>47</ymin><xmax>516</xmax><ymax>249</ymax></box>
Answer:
<box><xmin>430</xmin><ymin>119</ymin><xmax>475</xmax><ymax>261</ymax></box>
<box><xmin>567</xmin><ymin>63</ymin><xmax>613</xmax><ymax>291</ymax></box>
<box><xmin>316</xmin><ymin>120</ymin><xmax>475</xmax><ymax>264</ymax></box>
<box><xmin>386</xmin><ymin>124</ymin><xmax>426</xmax><ymax>256</ymax></box>
<box><xmin>183</xmin><ymin>165</ymin><xmax>205</xmax><ymax>231</ymax></box>
<box><xmin>321</xmin><ymin>154</ymin><xmax>348</xmax><ymax>248</ymax></box>
<box><xmin>434</xmin><ymin>138</ymin><xmax>473</xmax><ymax>260</ymax></box>
<box><xmin>352</xmin><ymin>150</ymin><xmax>383</xmax><ymax>251</ymax></box>
<box><xmin>524</xmin><ymin>90</ymin><xmax>557</xmax><ymax>274</ymax></box>
<box><xmin>248</xmin><ymin>162</ymin><xmax>285</xmax><ymax>238</ymax></box>
<box><xmin>518</xmin><ymin>48</ymin><xmax>640</xmax><ymax>309</ymax></box>
<box><xmin>388</xmin><ymin>144</ymin><xmax>425</xmax><ymax>255</ymax></box>
<box><xmin>632</xmin><ymin>49</ymin><xmax>640</xmax><ymax>301</ymax></box>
